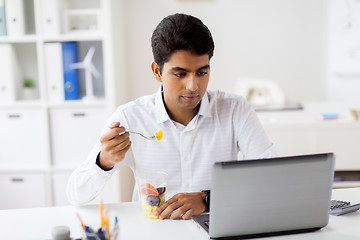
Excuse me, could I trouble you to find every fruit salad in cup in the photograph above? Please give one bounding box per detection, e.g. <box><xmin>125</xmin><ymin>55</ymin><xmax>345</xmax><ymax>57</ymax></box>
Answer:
<box><xmin>139</xmin><ymin>183</ymin><xmax>166</xmax><ymax>219</ymax></box>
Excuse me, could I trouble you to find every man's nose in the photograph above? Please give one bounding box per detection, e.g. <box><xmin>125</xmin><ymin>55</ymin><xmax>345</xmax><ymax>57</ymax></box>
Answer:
<box><xmin>185</xmin><ymin>74</ymin><xmax>198</xmax><ymax>91</ymax></box>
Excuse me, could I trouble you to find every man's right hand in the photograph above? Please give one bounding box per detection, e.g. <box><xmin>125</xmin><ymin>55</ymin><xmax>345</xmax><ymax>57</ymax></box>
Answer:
<box><xmin>98</xmin><ymin>122</ymin><xmax>132</xmax><ymax>170</ymax></box>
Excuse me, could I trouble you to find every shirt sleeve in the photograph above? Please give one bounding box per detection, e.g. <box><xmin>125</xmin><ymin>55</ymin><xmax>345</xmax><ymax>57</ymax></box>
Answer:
<box><xmin>235</xmin><ymin>100</ymin><xmax>277</xmax><ymax>160</ymax></box>
<box><xmin>66</xmin><ymin>141</ymin><xmax>119</xmax><ymax>205</ymax></box>
<box><xmin>66</xmin><ymin>107</ymin><xmax>132</xmax><ymax>206</ymax></box>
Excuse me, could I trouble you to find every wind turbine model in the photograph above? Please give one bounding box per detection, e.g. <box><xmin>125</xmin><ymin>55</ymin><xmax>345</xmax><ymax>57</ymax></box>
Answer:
<box><xmin>70</xmin><ymin>46</ymin><xmax>100</xmax><ymax>101</ymax></box>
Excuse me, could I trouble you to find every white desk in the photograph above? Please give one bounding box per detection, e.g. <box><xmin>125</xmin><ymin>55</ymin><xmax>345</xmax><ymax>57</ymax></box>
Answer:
<box><xmin>1</xmin><ymin>188</ymin><xmax>360</xmax><ymax>240</ymax></box>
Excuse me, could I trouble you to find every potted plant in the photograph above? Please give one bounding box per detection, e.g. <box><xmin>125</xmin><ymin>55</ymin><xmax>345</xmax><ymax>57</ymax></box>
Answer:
<box><xmin>22</xmin><ymin>77</ymin><xmax>38</xmax><ymax>100</ymax></box>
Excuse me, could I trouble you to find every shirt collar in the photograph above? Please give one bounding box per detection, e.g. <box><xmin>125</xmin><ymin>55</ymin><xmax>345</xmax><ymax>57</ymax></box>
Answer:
<box><xmin>154</xmin><ymin>85</ymin><xmax>212</xmax><ymax>124</ymax></box>
<box><xmin>154</xmin><ymin>86</ymin><xmax>170</xmax><ymax>123</ymax></box>
<box><xmin>198</xmin><ymin>91</ymin><xmax>211</xmax><ymax>118</ymax></box>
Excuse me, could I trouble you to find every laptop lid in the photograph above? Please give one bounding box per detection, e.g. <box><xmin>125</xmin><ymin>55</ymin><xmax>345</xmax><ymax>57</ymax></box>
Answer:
<box><xmin>208</xmin><ymin>153</ymin><xmax>335</xmax><ymax>239</ymax></box>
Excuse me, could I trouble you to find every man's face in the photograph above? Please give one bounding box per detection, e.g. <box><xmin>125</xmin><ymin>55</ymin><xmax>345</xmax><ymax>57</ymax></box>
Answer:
<box><xmin>152</xmin><ymin>50</ymin><xmax>210</xmax><ymax>118</ymax></box>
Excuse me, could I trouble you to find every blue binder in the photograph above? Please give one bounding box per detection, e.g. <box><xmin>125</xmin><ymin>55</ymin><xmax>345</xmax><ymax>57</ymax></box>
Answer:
<box><xmin>0</xmin><ymin>0</ymin><xmax>7</xmax><ymax>36</ymax></box>
<box><xmin>62</xmin><ymin>42</ymin><xmax>80</xmax><ymax>100</ymax></box>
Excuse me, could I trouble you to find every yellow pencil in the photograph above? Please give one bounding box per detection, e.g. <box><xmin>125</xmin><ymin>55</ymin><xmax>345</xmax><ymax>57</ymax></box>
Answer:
<box><xmin>99</xmin><ymin>200</ymin><xmax>104</xmax><ymax>228</ymax></box>
<box><xmin>104</xmin><ymin>209</ymin><xmax>111</xmax><ymax>240</ymax></box>
<box><xmin>76</xmin><ymin>213</ymin><xmax>85</xmax><ymax>229</ymax></box>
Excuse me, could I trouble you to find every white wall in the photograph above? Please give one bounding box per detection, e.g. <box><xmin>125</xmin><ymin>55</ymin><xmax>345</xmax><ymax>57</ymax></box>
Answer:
<box><xmin>119</xmin><ymin>0</ymin><xmax>328</xmax><ymax>103</ymax></box>
<box><xmin>327</xmin><ymin>0</ymin><xmax>360</xmax><ymax>103</ymax></box>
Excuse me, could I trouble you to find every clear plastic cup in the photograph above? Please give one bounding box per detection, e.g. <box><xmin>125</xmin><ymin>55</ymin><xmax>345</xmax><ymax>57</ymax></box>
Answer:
<box><xmin>137</xmin><ymin>171</ymin><xmax>168</xmax><ymax>219</ymax></box>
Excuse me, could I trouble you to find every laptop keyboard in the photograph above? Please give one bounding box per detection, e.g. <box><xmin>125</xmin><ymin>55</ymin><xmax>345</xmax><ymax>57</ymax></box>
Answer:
<box><xmin>330</xmin><ymin>200</ymin><xmax>350</xmax><ymax>209</ymax></box>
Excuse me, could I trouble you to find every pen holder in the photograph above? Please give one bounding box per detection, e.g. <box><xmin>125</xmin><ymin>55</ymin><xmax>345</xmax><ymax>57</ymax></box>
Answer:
<box><xmin>82</xmin><ymin>224</ymin><xmax>119</xmax><ymax>240</ymax></box>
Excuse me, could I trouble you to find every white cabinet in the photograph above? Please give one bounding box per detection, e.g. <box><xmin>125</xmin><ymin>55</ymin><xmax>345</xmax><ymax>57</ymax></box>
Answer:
<box><xmin>264</xmin><ymin>122</ymin><xmax>360</xmax><ymax>170</ymax></box>
<box><xmin>52</xmin><ymin>172</ymin><xmax>71</xmax><ymax>206</ymax></box>
<box><xmin>0</xmin><ymin>173</ymin><xmax>47</xmax><ymax>210</ymax></box>
<box><xmin>259</xmin><ymin>102</ymin><xmax>360</xmax><ymax>187</ymax></box>
<box><xmin>49</xmin><ymin>107</ymin><xmax>108</xmax><ymax>167</ymax></box>
<box><xmin>0</xmin><ymin>0</ymin><xmax>125</xmax><ymax>209</ymax></box>
<box><xmin>315</xmin><ymin>123</ymin><xmax>360</xmax><ymax>170</ymax></box>
<box><xmin>0</xmin><ymin>108</ymin><xmax>47</xmax><ymax>167</ymax></box>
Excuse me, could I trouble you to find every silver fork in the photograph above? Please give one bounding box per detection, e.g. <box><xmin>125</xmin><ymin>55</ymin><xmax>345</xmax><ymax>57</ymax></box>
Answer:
<box><xmin>109</xmin><ymin>124</ymin><xmax>163</xmax><ymax>141</ymax></box>
<box><xmin>127</xmin><ymin>131</ymin><xmax>158</xmax><ymax>141</ymax></box>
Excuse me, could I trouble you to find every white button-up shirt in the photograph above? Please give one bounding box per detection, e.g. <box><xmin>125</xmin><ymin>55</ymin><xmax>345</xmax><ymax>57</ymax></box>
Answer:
<box><xmin>67</xmin><ymin>87</ymin><xmax>276</xmax><ymax>205</ymax></box>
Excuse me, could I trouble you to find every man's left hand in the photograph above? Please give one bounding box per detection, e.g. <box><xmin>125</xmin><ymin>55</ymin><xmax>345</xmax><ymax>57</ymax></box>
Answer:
<box><xmin>154</xmin><ymin>192</ymin><xmax>206</xmax><ymax>220</ymax></box>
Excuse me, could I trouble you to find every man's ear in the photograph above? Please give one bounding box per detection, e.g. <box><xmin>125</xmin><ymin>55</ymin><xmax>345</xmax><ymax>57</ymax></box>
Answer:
<box><xmin>151</xmin><ymin>61</ymin><xmax>162</xmax><ymax>83</ymax></box>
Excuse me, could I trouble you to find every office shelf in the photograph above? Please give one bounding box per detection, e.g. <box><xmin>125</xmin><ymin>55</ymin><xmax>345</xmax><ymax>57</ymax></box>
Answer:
<box><xmin>0</xmin><ymin>166</ymin><xmax>47</xmax><ymax>173</ymax></box>
<box><xmin>0</xmin><ymin>100</ymin><xmax>42</xmax><ymax>108</ymax></box>
<box><xmin>0</xmin><ymin>35</ymin><xmax>38</xmax><ymax>43</ymax></box>
<box><xmin>47</xmin><ymin>99</ymin><xmax>107</xmax><ymax>108</ymax></box>
<box><xmin>0</xmin><ymin>0</ymin><xmax>126</xmax><ymax>209</ymax></box>
<box><xmin>42</xmin><ymin>34</ymin><xmax>103</xmax><ymax>42</ymax></box>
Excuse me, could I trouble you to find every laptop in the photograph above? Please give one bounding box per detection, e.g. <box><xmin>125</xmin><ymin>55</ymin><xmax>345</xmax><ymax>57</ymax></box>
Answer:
<box><xmin>193</xmin><ymin>153</ymin><xmax>335</xmax><ymax>239</ymax></box>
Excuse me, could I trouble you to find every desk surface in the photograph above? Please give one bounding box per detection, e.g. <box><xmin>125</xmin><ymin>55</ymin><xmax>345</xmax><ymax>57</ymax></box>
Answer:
<box><xmin>1</xmin><ymin>188</ymin><xmax>360</xmax><ymax>240</ymax></box>
<box><xmin>257</xmin><ymin>101</ymin><xmax>360</xmax><ymax>125</ymax></box>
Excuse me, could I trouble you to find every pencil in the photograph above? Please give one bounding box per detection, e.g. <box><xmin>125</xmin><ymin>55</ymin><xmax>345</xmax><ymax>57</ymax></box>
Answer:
<box><xmin>76</xmin><ymin>213</ymin><xmax>85</xmax><ymax>229</ymax></box>
<box><xmin>104</xmin><ymin>209</ymin><xmax>111</xmax><ymax>240</ymax></box>
<box><xmin>99</xmin><ymin>200</ymin><xmax>104</xmax><ymax>228</ymax></box>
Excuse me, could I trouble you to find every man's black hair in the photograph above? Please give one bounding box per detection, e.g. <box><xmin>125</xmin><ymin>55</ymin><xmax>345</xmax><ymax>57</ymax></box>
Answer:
<box><xmin>151</xmin><ymin>13</ymin><xmax>215</xmax><ymax>74</ymax></box>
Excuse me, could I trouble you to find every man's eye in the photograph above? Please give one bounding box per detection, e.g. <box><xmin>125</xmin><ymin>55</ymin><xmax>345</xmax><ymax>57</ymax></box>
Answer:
<box><xmin>197</xmin><ymin>71</ymin><xmax>208</xmax><ymax>76</ymax></box>
<box><xmin>174</xmin><ymin>72</ymin><xmax>186</xmax><ymax>77</ymax></box>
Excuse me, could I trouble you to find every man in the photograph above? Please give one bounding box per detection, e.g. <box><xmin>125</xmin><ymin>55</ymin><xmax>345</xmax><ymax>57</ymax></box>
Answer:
<box><xmin>67</xmin><ymin>13</ymin><xmax>276</xmax><ymax>220</ymax></box>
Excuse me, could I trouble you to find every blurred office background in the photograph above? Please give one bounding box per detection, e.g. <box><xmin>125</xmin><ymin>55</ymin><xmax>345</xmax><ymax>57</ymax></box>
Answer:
<box><xmin>1</xmin><ymin>0</ymin><xmax>360</xmax><ymax>209</ymax></box>
<box><xmin>122</xmin><ymin>0</ymin><xmax>328</xmax><ymax>102</ymax></box>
